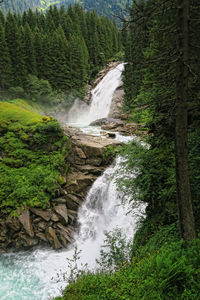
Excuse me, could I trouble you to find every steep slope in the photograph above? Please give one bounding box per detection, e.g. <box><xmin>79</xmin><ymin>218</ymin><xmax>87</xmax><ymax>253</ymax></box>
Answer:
<box><xmin>0</xmin><ymin>0</ymin><xmax>131</xmax><ymax>22</ymax></box>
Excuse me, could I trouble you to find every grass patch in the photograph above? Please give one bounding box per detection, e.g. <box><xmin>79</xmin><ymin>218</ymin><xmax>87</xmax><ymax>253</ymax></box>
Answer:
<box><xmin>0</xmin><ymin>101</ymin><xmax>69</xmax><ymax>214</ymax></box>
<box><xmin>0</xmin><ymin>101</ymin><xmax>44</xmax><ymax>125</ymax></box>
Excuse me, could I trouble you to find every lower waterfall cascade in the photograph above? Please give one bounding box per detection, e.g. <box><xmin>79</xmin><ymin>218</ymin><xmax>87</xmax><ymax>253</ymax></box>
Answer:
<box><xmin>0</xmin><ymin>63</ymin><xmax>145</xmax><ymax>300</ymax></box>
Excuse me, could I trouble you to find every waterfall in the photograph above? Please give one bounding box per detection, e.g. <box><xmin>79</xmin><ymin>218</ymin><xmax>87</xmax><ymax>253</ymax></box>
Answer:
<box><xmin>0</xmin><ymin>62</ymin><xmax>145</xmax><ymax>300</ymax></box>
<box><xmin>0</xmin><ymin>154</ymin><xmax>145</xmax><ymax>300</ymax></box>
<box><xmin>67</xmin><ymin>63</ymin><xmax>124</xmax><ymax>126</ymax></box>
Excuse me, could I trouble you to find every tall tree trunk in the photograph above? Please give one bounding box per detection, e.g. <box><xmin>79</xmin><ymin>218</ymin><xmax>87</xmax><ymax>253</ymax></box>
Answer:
<box><xmin>176</xmin><ymin>0</ymin><xmax>196</xmax><ymax>242</ymax></box>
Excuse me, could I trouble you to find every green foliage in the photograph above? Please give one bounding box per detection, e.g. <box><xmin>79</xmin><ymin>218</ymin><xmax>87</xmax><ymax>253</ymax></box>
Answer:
<box><xmin>0</xmin><ymin>0</ymin><xmax>131</xmax><ymax>26</ymax></box>
<box><xmin>123</xmin><ymin>0</ymin><xmax>200</xmax><ymax>233</ymax></box>
<box><xmin>25</xmin><ymin>75</ymin><xmax>53</xmax><ymax>101</ymax></box>
<box><xmin>55</xmin><ymin>227</ymin><xmax>200</xmax><ymax>300</ymax></box>
<box><xmin>0</xmin><ymin>102</ymin><xmax>68</xmax><ymax>213</ymax></box>
<box><xmin>120</xmin><ymin>141</ymin><xmax>177</xmax><ymax>225</ymax></box>
<box><xmin>0</xmin><ymin>4</ymin><xmax>121</xmax><ymax>98</ymax></box>
<box><xmin>96</xmin><ymin>228</ymin><xmax>132</xmax><ymax>271</ymax></box>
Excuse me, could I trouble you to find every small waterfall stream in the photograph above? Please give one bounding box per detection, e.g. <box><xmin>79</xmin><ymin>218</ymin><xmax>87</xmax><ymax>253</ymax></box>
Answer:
<box><xmin>0</xmin><ymin>63</ymin><xmax>145</xmax><ymax>300</ymax></box>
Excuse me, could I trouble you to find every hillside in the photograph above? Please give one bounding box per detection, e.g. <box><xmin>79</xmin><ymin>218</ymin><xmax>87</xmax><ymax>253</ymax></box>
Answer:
<box><xmin>0</xmin><ymin>0</ymin><xmax>131</xmax><ymax>22</ymax></box>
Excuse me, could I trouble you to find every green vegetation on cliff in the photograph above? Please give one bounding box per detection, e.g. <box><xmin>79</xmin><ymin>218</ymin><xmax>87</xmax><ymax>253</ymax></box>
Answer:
<box><xmin>0</xmin><ymin>100</ymin><xmax>68</xmax><ymax>214</ymax></box>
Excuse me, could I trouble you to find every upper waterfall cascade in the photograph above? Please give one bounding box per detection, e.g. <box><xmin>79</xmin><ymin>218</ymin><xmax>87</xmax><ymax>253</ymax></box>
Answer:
<box><xmin>0</xmin><ymin>63</ymin><xmax>145</xmax><ymax>300</ymax></box>
<box><xmin>67</xmin><ymin>63</ymin><xmax>124</xmax><ymax>127</ymax></box>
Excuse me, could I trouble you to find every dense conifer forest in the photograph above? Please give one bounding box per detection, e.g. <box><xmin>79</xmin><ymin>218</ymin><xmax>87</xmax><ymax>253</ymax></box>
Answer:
<box><xmin>0</xmin><ymin>4</ymin><xmax>120</xmax><ymax>100</ymax></box>
<box><xmin>0</xmin><ymin>0</ymin><xmax>131</xmax><ymax>22</ymax></box>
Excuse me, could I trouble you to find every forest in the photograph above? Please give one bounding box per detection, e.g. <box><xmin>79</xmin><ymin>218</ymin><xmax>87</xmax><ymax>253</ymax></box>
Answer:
<box><xmin>0</xmin><ymin>4</ymin><xmax>120</xmax><ymax>100</ymax></box>
<box><xmin>0</xmin><ymin>0</ymin><xmax>131</xmax><ymax>22</ymax></box>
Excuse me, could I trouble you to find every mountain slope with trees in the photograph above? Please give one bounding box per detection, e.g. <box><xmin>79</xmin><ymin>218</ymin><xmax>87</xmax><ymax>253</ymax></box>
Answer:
<box><xmin>0</xmin><ymin>4</ymin><xmax>121</xmax><ymax>216</ymax></box>
<box><xmin>0</xmin><ymin>4</ymin><xmax>120</xmax><ymax>100</ymax></box>
<box><xmin>0</xmin><ymin>0</ymin><xmax>131</xmax><ymax>23</ymax></box>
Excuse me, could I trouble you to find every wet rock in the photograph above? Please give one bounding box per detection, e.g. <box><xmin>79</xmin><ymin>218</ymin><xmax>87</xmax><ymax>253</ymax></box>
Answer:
<box><xmin>109</xmin><ymin>88</ymin><xmax>124</xmax><ymax>119</ymax></box>
<box><xmin>58</xmin><ymin>233</ymin><xmax>68</xmax><ymax>248</ymax></box>
<box><xmin>57</xmin><ymin>223</ymin><xmax>74</xmax><ymax>243</ymax></box>
<box><xmin>76</xmin><ymin>165</ymin><xmax>105</xmax><ymax>175</ymax></box>
<box><xmin>36</xmin><ymin>232</ymin><xmax>48</xmax><ymax>242</ymax></box>
<box><xmin>66</xmin><ymin>194</ymin><xmax>83</xmax><ymax>211</ymax></box>
<box><xmin>45</xmin><ymin>227</ymin><xmax>62</xmax><ymax>249</ymax></box>
<box><xmin>37</xmin><ymin>222</ymin><xmax>46</xmax><ymax>232</ymax></box>
<box><xmin>54</xmin><ymin>204</ymin><xmax>68</xmax><ymax>225</ymax></box>
<box><xmin>33</xmin><ymin>217</ymin><xmax>42</xmax><ymax>224</ymax></box>
<box><xmin>90</xmin><ymin>118</ymin><xmax>124</xmax><ymax>127</ymax></box>
<box><xmin>52</xmin><ymin>198</ymin><xmax>67</xmax><ymax>204</ymax></box>
<box><xmin>75</xmin><ymin>147</ymin><xmax>87</xmax><ymax>159</ymax></box>
<box><xmin>66</xmin><ymin>173</ymin><xmax>96</xmax><ymax>193</ymax></box>
<box><xmin>18</xmin><ymin>210</ymin><xmax>34</xmax><ymax>238</ymax></box>
<box><xmin>51</xmin><ymin>213</ymin><xmax>60</xmax><ymax>222</ymax></box>
<box><xmin>31</xmin><ymin>208</ymin><xmax>52</xmax><ymax>222</ymax></box>
<box><xmin>86</xmin><ymin>158</ymin><xmax>102</xmax><ymax>166</ymax></box>
<box><xmin>106</xmin><ymin>132</ymin><xmax>116</xmax><ymax>139</ymax></box>
<box><xmin>68</xmin><ymin>210</ymin><xmax>78</xmax><ymax>224</ymax></box>
<box><xmin>18</xmin><ymin>232</ymin><xmax>38</xmax><ymax>248</ymax></box>
<box><xmin>6</xmin><ymin>217</ymin><xmax>21</xmax><ymax>232</ymax></box>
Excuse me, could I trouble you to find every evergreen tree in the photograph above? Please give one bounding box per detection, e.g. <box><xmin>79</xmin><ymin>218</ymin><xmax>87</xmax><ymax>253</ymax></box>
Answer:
<box><xmin>0</xmin><ymin>23</ymin><xmax>13</xmax><ymax>89</ymax></box>
<box><xmin>23</xmin><ymin>22</ymin><xmax>37</xmax><ymax>75</ymax></box>
<box><xmin>47</xmin><ymin>25</ymin><xmax>71</xmax><ymax>90</ymax></box>
<box><xmin>5</xmin><ymin>13</ymin><xmax>27</xmax><ymax>86</ymax></box>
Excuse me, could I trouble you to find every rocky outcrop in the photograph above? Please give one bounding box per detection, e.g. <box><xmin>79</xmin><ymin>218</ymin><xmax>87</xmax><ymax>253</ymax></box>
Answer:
<box><xmin>109</xmin><ymin>85</ymin><xmax>124</xmax><ymax>119</ymax></box>
<box><xmin>90</xmin><ymin>117</ymin><xmax>147</xmax><ymax>137</ymax></box>
<box><xmin>0</xmin><ymin>126</ymin><xmax>121</xmax><ymax>253</ymax></box>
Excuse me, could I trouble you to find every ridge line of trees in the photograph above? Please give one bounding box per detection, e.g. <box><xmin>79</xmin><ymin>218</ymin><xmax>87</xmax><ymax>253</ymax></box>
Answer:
<box><xmin>0</xmin><ymin>4</ymin><xmax>121</xmax><ymax>98</ymax></box>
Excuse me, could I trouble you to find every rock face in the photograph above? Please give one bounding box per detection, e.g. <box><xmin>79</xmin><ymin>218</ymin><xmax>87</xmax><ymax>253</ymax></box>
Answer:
<box><xmin>0</xmin><ymin>126</ymin><xmax>121</xmax><ymax>253</ymax></box>
<box><xmin>109</xmin><ymin>85</ymin><xmax>124</xmax><ymax>119</ymax></box>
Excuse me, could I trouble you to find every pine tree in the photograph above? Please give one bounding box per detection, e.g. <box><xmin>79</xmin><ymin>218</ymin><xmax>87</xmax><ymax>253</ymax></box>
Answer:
<box><xmin>0</xmin><ymin>23</ymin><xmax>13</xmax><ymax>89</ymax></box>
<box><xmin>68</xmin><ymin>34</ymin><xmax>88</xmax><ymax>91</ymax></box>
<box><xmin>46</xmin><ymin>25</ymin><xmax>71</xmax><ymax>90</ymax></box>
<box><xmin>23</xmin><ymin>22</ymin><xmax>37</xmax><ymax>75</ymax></box>
<box><xmin>5</xmin><ymin>13</ymin><xmax>27</xmax><ymax>87</ymax></box>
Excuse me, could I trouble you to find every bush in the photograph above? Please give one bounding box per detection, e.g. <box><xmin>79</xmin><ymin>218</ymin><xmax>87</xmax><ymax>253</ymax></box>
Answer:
<box><xmin>25</xmin><ymin>75</ymin><xmax>53</xmax><ymax>101</ymax></box>
<box><xmin>55</xmin><ymin>229</ymin><xmax>200</xmax><ymax>300</ymax></box>
<box><xmin>9</xmin><ymin>86</ymin><xmax>25</xmax><ymax>97</ymax></box>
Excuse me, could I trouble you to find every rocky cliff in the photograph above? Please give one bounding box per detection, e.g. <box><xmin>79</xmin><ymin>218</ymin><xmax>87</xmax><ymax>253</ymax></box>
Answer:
<box><xmin>0</xmin><ymin>123</ymin><xmax>121</xmax><ymax>252</ymax></box>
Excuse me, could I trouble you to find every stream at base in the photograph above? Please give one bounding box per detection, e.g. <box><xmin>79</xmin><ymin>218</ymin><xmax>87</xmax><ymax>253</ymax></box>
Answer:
<box><xmin>0</xmin><ymin>153</ymin><xmax>145</xmax><ymax>300</ymax></box>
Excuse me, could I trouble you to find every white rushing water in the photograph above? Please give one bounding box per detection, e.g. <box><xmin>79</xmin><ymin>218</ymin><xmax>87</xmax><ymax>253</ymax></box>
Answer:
<box><xmin>0</xmin><ymin>63</ymin><xmax>145</xmax><ymax>300</ymax></box>
<box><xmin>67</xmin><ymin>63</ymin><xmax>124</xmax><ymax>127</ymax></box>
<box><xmin>0</xmin><ymin>154</ymin><xmax>145</xmax><ymax>300</ymax></box>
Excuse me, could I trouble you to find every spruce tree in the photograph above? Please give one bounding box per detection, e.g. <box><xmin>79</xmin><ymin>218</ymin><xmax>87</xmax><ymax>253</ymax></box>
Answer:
<box><xmin>5</xmin><ymin>13</ymin><xmax>27</xmax><ymax>87</ymax></box>
<box><xmin>0</xmin><ymin>23</ymin><xmax>13</xmax><ymax>89</ymax></box>
<box><xmin>23</xmin><ymin>22</ymin><xmax>37</xmax><ymax>75</ymax></box>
